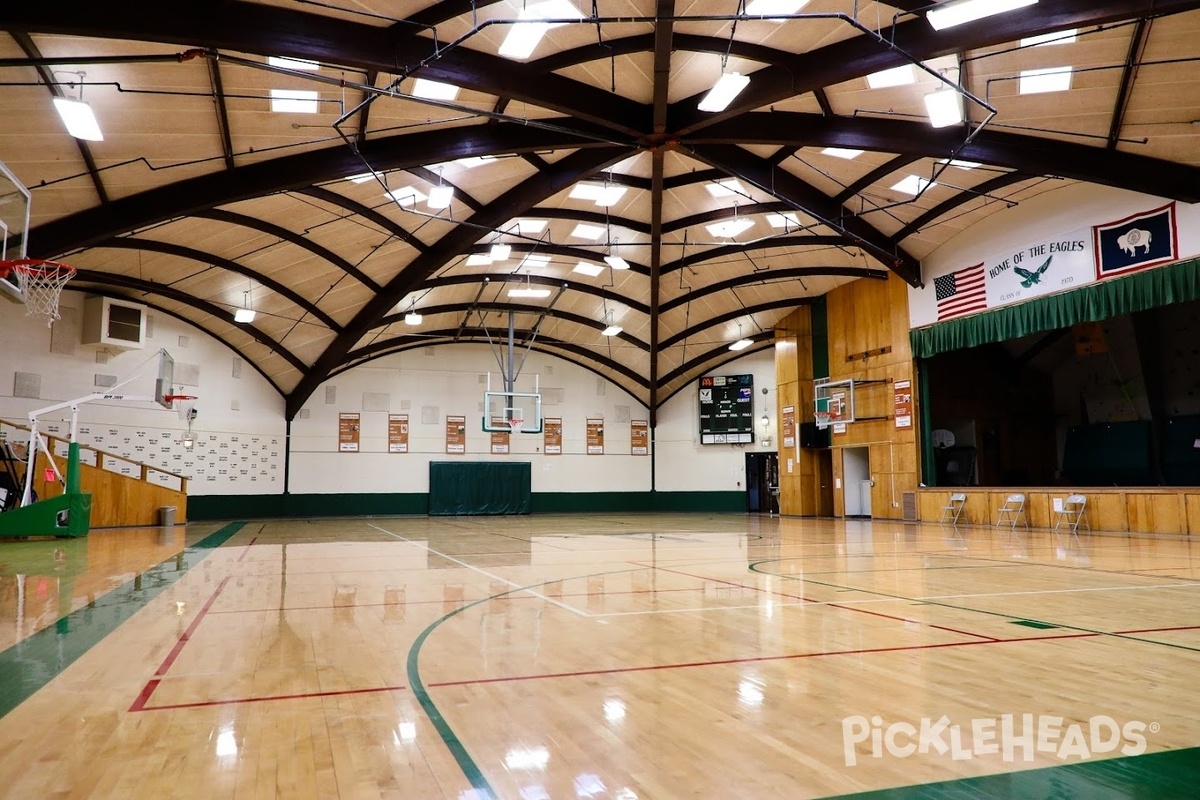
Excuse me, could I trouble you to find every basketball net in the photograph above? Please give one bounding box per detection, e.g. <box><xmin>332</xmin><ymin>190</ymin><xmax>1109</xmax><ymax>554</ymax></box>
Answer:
<box><xmin>508</xmin><ymin>418</ymin><xmax>525</xmax><ymax>435</ymax></box>
<box><xmin>814</xmin><ymin>411</ymin><xmax>831</xmax><ymax>430</ymax></box>
<box><xmin>1</xmin><ymin>259</ymin><xmax>76</xmax><ymax>327</ymax></box>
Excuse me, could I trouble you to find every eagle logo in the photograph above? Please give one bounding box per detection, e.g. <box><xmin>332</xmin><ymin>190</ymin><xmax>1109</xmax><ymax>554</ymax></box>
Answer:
<box><xmin>1014</xmin><ymin>255</ymin><xmax>1052</xmax><ymax>288</ymax></box>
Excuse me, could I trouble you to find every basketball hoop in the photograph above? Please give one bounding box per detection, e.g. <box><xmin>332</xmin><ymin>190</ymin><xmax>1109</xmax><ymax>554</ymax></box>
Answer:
<box><xmin>814</xmin><ymin>411</ymin><xmax>831</xmax><ymax>430</ymax></box>
<box><xmin>0</xmin><ymin>259</ymin><xmax>76</xmax><ymax>327</ymax></box>
<box><xmin>165</xmin><ymin>394</ymin><xmax>199</xmax><ymax>421</ymax></box>
<box><xmin>508</xmin><ymin>417</ymin><xmax>525</xmax><ymax>435</ymax></box>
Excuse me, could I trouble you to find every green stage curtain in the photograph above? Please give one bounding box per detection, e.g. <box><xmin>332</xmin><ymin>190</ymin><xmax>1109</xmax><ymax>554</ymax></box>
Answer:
<box><xmin>428</xmin><ymin>462</ymin><xmax>532</xmax><ymax>515</ymax></box>
<box><xmin>910</xmin><ymin>256</ymin><xmax>1200</xmax><ymax>358</ymax></box>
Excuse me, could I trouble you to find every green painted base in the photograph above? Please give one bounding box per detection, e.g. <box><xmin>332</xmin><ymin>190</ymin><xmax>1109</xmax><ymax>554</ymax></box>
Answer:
<box><xmin>0</xmin><ymin>492</ymin><xmax>92</xmax><ymax>538</ymax></box>
<box><xmin>187</xmin><ymin>491</ymin><xmax>747</xmax><ymax>520</ymax></box>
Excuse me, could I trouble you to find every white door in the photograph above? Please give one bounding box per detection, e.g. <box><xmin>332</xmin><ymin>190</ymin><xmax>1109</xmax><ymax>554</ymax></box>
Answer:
<box><xmin>842</xmin><ymin>447</ymin><xmax>870</xmax><ymax>517</ymax></box>
<box><xmin>859</xmin><ymin>479</ymin><xmax>873</xmax><ymax>517</ymax></box>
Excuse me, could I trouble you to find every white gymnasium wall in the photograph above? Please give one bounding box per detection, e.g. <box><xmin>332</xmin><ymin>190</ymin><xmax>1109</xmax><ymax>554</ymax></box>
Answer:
<box><xmin>0</xmin><ymin>290</ymin><xmax>285</xmax><ymax>495</ymax></box>
<box><xmin>288</xmin><ymin>344</ymin><xmax>778</xmax><ymax>495</ymax></box>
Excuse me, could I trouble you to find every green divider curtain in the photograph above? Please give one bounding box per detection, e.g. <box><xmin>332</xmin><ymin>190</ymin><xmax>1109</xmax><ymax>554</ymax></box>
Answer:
<box><xmin>428</xmin><ymin>462</ymin><xmax>532</xmax><ymax>515</ymax></box>
<box><xmin>910</xmin><ymin>257</ymin><xmax>1200</xmax><ymax>359</ymax></box>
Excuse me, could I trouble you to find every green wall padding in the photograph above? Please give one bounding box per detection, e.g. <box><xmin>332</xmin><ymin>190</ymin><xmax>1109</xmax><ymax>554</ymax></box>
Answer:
<box><xmin>428</xmin><ymin>461</ymin><xmax>532</xmax><ymax>515</ymax></box>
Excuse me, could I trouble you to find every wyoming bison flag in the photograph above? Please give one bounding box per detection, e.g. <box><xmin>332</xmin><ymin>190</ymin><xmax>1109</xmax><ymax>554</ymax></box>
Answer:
<box><xmin>1093</xmin><ymin>203</ymin><xmax>1177</xmax><ymax>279</ymax></box>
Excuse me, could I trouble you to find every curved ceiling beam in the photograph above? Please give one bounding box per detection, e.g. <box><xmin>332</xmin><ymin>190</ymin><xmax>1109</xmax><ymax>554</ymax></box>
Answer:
<box><xmin>415</xmin><ymin>273</ymin><xmax>652</xmax><ymax>317</ymax></box>
<box><xmin>532</xmin><ymin>33</ymin><xmax>794</xmax><ymax>74</ymax></box>
<box><xmin>194</xmin><ymin>208</ymin><xmax>381</xmax><ymax>291</ymax></box>
<box><xmin>891</xmin><ymin>172</ymin><xmax>1034</xmax><ymax>242</ymax></box>
<box><xmin>688</xmin><ymin>144</ymin><xmax>920</xmax><ymax>284</ymax></box>
<box><xmin>99</xmin><ymin>239</ymin><xmax>342</xmax><ymax>332</ymax></box>
<box><xmin>0</xmin><ymin>1</ymin><xmax>650</xmax><ymax>135</ymax></box>
<box><xmin>658</xmin><ymin>334</ymin><xmax>775</xmax><ymax>388</ymax></box>
<box><xmin>285</xmin><ymin>146</ymin><xmax>634</xmax><ymax>419</ymax></box>
<box><xmin>342</xmin><ymin>329</ymin><xmax>649</xmax><ymax>391</ymax></box>
<box><xmin>376</xmin><ymin>303</ymin><xmax>651</xmax><ymax>351</ymax></box>
<box><xmin>660</xmin><ymin>265</ymin><xmax>886</xmax><ymax>314</ymax></box>
<box><xmin>668</xmin><ymin>0</ymin><xmax>1200</xmax><ymax>135</ymax></box>
<box><xmin>662</xmin><ymin>201</ymin><xmax>794</xmax><ymax>235</ymax></box>
<box><xmin>662</xmin><ymin>236</ymin><xmax>856</xmax><ymax>276</ymax></box>
<box><xmin>295</xmin><ymin>186</ymin><xmax>429</xmax><ymax>255</ymax></box>
<box><xmin>689</xmin><ymin>112</ymin><xmax>1200</xmax><ymax>203</ymax></box>
<box><xmin>27</xmin><ymin>124</ymin><xmax>613</xmax><ymax>257</ymax></box>
<box><xmin>464</xmin><ymin>241</ymin><xmax>648</xmax><ymax>275</ymax></box>
<box><xmin>70</xmin><ymin>269</ymin><xmax>309</xmax><ymax>373</ymax></box>
<box><xmin>833</xmin><ymin>154</ymin><xmax>922</xmax><ymax>205</ymax></box>
<box><xmin>522</xmin><ymin>208</ymin><xmax>652</xmax><ymax>237</ymax></box>
<box><xmin>661</xmin><ymin>298</ymin><xmax>812</xmax><ymax>349</ymax></box>
<box><xmin>64</xmin><ymin>285</ymin><xmax>286</xmax><ymax>396</ymax></box>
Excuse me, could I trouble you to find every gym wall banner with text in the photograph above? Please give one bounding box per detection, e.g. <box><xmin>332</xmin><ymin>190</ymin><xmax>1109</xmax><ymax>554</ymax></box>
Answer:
<box><xmin>909</xmin><ymin>203</ymin><xmax>1186</xmax><ymax>328</ymax></box>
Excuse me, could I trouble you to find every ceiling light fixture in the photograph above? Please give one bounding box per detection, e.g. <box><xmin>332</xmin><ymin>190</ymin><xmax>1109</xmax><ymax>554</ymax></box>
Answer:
<box><xmin>865</xmin><ymin>64</ymin><xmax>915</xmax><ymax>89</ymax></box>
<box><xmin>509</xmin><ymin>286</ymin><xmax>552</xmax><ymax>299</ymax></box>
<box><xmin>52</xmin><ymin>96</ymin><xmax>103</xmax><ymax>141</ymax></box>
<box><xmin>234</xmin><ymin>289</ymin><xmax>256</xmax><ymax>324</ymax></box>
<box><xmin>729</xmin><ymin>322</ymin><xmax>753</xmax><ymax>351</ymax></box>
<box><xmin>386</xmin><ymin>186</ymin><xmax>427</xmax><ymax>206</ymax></box>
<box><xmin>602</xmin><ymin>324</ymin><xmax>623</xmax><ymax>336</ymax></box>
<box><xmin>428</xmin><ymin>184</ymin><xmax>454</xmax><ymax>209</ymax></box>
<box><xmin>892</xmin><ymin>175</ymin><xmax>936</xmax><ymax>196</ymax></box>
<box><xmin>498</xmin><ymin>0</ymin><xmax>583</xmax><ymax>61</ymax></box>
<box><xmin>698</xmin><ymin>72</ymin><xmax>751</xmax><ymax>112</ymax></box>
<box><xmin>404</xmin><ymin>311</ymin><xmax>423</xmax><ymax>325</ymax></box>
<box><xmin>411</xmin><ymin>78</ymin><xmax>460</xmax><ymax>100</ymax></box>
<box><xmin>605</xmin><ymin>238</ymin><xmax>630</xmax><ymax>270</ymax></box>
<box><xmin>706</xmin><ymin>217</ymin><xmax>755</xmax><ymax>238</ymax></box>
<box><xmin>466</xmin><ymin>253</ymin><xmax>493</xmax><ymax>266</ymax></box>
<box><xmin>924</xmin><ymin>87</ymin><xmax>964</xmax><ymax>128</ymax></box>
<box><xmin>926</xmin><ymin>0</ymin><xmax>1038</xmax><ymax>31</ymax></box>
<box><xmin>490</xmin><ymin>242</ymin><xmax>512</xmax><ymax>260</ymax></box>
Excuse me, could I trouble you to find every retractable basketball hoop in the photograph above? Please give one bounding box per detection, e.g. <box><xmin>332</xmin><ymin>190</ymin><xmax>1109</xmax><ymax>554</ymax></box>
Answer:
<box><xmin>166</xmin><ymin>394</ymin><xmax>199</xmax><ymax>449</ymax></box>
<box><xmin>0</xmin><ymin>258</ymin><xmax>76</xmax><ymax>326</ymax></box>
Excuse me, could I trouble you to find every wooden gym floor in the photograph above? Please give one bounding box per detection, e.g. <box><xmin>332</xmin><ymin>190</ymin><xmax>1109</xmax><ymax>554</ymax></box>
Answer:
<box><xmin>0</xmin><ymin>514</ymin><xmax>1198</xmax><ymax>799</ymax></box>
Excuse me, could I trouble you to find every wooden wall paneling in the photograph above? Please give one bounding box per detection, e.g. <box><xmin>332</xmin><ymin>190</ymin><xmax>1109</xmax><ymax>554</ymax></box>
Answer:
<box><xmin>1185</xmin><ymin>494</ymin><xmax>1200</xmax><ymax>534</ymax></box>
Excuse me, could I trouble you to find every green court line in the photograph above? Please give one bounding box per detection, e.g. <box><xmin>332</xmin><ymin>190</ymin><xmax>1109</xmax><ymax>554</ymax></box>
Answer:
<box><xmin>0</xmin><ymin>521</ymin><xmax>246</xmax><ymax>720</ymax></box>
<box><xmin>748</xmin><ymin>559</ymin><xmax>1200</xmax><ymax>654</ymax></box>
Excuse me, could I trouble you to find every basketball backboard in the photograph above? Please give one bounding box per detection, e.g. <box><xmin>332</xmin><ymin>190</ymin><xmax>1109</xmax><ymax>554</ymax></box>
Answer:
<box><xmin>483</xmin><ymin>390</ymin><xmax>543</xmax><ymax>434</ymax></box>
<box><xmin>0</xmin><ymin>160</ymin><xmax>31</xmax><ymax>305</ymax></box>
<box><xmin>156</xmin><ymin>350</ymin><xmax>176</xmax><ymax>409</ymax></box>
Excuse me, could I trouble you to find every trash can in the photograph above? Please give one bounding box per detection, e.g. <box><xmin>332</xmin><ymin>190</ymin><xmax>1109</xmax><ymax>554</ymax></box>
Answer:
<box><xmin>159</xmin><ymin>506</ymin><xmax>177</xmax><ymax>527</ymax></box>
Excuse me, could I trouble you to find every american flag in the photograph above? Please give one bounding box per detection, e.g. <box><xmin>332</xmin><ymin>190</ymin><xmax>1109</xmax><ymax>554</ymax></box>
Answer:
<box><xmin>934</xmin><ymin>263</ymin><xmax>987</xmax><ymax>321</ymax></box>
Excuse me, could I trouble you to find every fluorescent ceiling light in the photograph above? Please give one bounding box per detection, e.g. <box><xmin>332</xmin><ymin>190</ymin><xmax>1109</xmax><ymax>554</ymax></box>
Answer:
<box><xmin>705</xmin><ymin>179</ymin><xmax>746</xmax><ymax>199</ymax></box>
<box><xmin>570</xmin><ymin>223</ymin><xmax>606</xmax><ymax>240</ymax></box>
<box><xmin>412</xmin><ymin>78</ymin><xmax>460</xmax><ymax>100</ymax></box>
<box><xmin>234</xmin><ymin>307</ymin><xmax>256</xmax><ymax>324</ymax></box>
<box><xmin>698</xmin><ymin>72</ymin><xmax>751</xmax><ymax>112</ymax></box>
<box><xmin>706</xmin><ymin>218</ymin><xmax>755</xmax><ymax>238</ymax></box>
<box><xmin>927</xmin><ymin>0</ymin><xmax>1038</xmax><ymax>31</ymax></box>
<box><xmin>821</xmin><ymin>146</ymin><xmax>863</xmax><ymax>159</ymax></box>
<box><xmin>865</xmin><ymin>64</ymin><xmax>915</xmax><ymax>89</ymax></box>
<box><xmin>466</xmin><ymin>253</ymin><xmax>493</xmax><ymax>266</ymax></box>
<box><xmin>892</xmin><ymin>175</ymin><xmax>935</xmax><ymax>195</ymax></box>
<box><xmin>924</xmin><ymin>87</ymin><xmax>963</xmax><ymax>128</ymax></box>
<box><xmin>513</xmin><ymin>218</ymin><xmax>547</xmax><ymax>234</ymax></box>
<box><xmin>268</xmin><ymin>56</ymin><xmax>319</xmax><ymax>71</ymax></box>
<box><xmin>347</xmin><ymin>172</ymin><xmax>381</xmax><ymax>184</ymax></box>
<box><xmin>490</xmin><ymin>243</ymin><xmax>512</xmax><ymax>260</ymax></box>
<box><xmin>386</xmin><ymin>186</ymin><xmax>427</xmax><ymax>206</ymax></box>
<box><xmin>938</xmin><ymin>158</ymin><xmax>980</xmax><ymax>169</ymax></box>
<box><xmin>573</xmin><ymin>261</ymin><xmax>605</xmax><ymax>277</ymax></box>
<box><xmin>1020</xmin><ymin>67</ymin><xmax>1073</xmax><ymax>94</ymax></box>
<box><xmin>602</xmin><ymin>325</ymin><xmax>623</xmax><ymax>336</ymax></box>
<box><xmin>269</xmin><ymin>88</ymin><xmax>319</xmax><ymax>113</ymax></box>
<box><xmin>604</xmin><ymin>255</ymin><xmax>631</xmax><ymax>270</ymax></box>
<box><xmin>508</xmin><ymin>287</ymin><xmax>552</xmax><ymax>298</ymax></box>
<box><xmin>404</xmin><ymin>312</ymin><xmax>423</xmax><ymax>325</ymax></box>
<box><xmin>766</xmin><ymin>212</ymin><xmax>800</xmax><ymax>229</ymax></box>
<box><xmin>729</xmin><ymin>338</ymin><xmax>753</xmax><ymax>351</ymax></box>
<box><xmin>52</xmin><ymin>97</ymin><xmax>103</xmax><ymax>141</ymax></box>
<box><xmin>428</xmin><ymin>185</ymin><xmax>454</xmax><ymax>209</ymax></box>
<box><xmin>744</xmin><ymin>0</ymin><xmax>810</xmax><ymax>17</ymax></box>
<box><xmin>1022</xmin><ymin>29</ymin><xmax>1077</xmax><ymax>47</ymax></box>
<box><xmin>498</xmin><ymin>0</ymin><xmax>582</xmax><ymax>60</ymax></box>
<box><xmin>521</xmin><ymin>254</ymin><xmax>551</xmax><ymax>268</ymax></box>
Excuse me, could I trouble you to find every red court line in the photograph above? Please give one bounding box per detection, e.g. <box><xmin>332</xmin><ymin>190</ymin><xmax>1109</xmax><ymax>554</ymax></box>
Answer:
<box><xmin>426</xmin><ymin>631</ymin><xmax>1101</xmax><ymax>689</ymax></box>
<box><xmin>132</xmin><ymin>684</ymin><xmax>407</xmax><ymax>713</ymax></box>
<box><xmin>236</xmin><ymin>535</ymin><xmax>259</xmax><ymax>562</ymax></box>
<box><xmin>128</xmin><ymin>577</ymin><xmax>230</xmax><ymax>712</ymax></box>
<box><xmin>640</xmin><ymin>563</ymin><xmax>998</xmax><ymax>642</ymax></box>
<box><xmin>1114</xmin><ymin>624</ymin><xmax>1200</xmax><ymax>635</ymax></box>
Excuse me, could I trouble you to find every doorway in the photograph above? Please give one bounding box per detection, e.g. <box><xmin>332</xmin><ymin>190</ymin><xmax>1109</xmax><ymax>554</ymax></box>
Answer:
<box><xmin>842</xmin><ymin>447</ymin><xmax>871</xmax><ymax>518</ymax></box>
<box><xmin>745</xmin><ymin>452</ymin><xmax>779</xmax><ymax>514</ymax></box>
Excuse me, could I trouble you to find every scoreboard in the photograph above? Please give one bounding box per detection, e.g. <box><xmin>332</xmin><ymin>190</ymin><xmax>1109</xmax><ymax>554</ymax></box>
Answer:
<box><xmin>698</xmin><ymin>374</ymin><xmax>755</xmax><ymax>444</ymax></box>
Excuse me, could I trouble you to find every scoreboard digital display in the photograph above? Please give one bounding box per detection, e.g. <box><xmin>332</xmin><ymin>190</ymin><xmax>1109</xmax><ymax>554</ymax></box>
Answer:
<box><xmin>698</xmin><ymin>374</ymin><xmax>754</xmax><ymax>444</ymax></box>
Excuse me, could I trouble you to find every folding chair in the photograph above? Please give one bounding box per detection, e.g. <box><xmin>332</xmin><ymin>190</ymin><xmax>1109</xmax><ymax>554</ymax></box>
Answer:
<box><xmin>1053</xmin><ymin>494</ymin><xmax>1089</xmax><ymax>533</ymax></box>
<box><xmin>995</xmin><ymin>493</ymin><xmax>1027</xmax><ymax>530</ymax></box>
<box><xmin>939</xmin><ymin>492</ymin><xmax>966</xmax><ymax>525</ymax></box>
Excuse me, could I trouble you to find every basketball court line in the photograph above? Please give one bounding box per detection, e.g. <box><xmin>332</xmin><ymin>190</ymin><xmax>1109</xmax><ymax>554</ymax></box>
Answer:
<box><xmin>368</xmin><ymin>523</ymin><xmax>592</xmax><ymax>618</ymax></box>
<box><xmin>132</xmin><ymin>684</ymin><xmax>408</xmax><ymax>713</ymax></box>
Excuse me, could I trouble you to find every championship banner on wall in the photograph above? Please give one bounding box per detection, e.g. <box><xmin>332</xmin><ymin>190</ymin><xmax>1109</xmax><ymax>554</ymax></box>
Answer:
<box><xmin>631</xmin><ymin>420</ymin><xmax>648</xmax><ymax>456</ymax></box>
<box><xmin>893</xmin><ymin>380</ymin><xmax>912</xmax><ymax>429</ymax></box>
<box><xmin>490</xmin><ymin>417</ymin><xmax>510</xmax><ymax>455</ymax></box>
<box><xmin>586</xmin><ymin>418</ymin><xmax>604</xmax><ymax>455</ymax></box>
<box><xmin>544</xmin><ymin>417</ymin><xmax>562</xmax><ymax>454</ymax></box>
<box><xmin>1093</xmin><ymin>203</ymin><xmax>1177</xmax><ymax>279</ymax></box>
<box><xmin>388</xmin><ymin>414</ymin><xmax>409</xmax><ymax>453</ymax></box>
<box><xmin>338</xmin><ymin>412</ymin><xmax>360</xmax><ymax>452</ymax></box>
<box><xmin>781</xmin><ymin>405</ymin><xmax>795</xmax><ymax>448</ymax></box>
<box><xmin>445</xmin><ymin>415</ymin><xmax>466</xmax><ymax>454</ymax></box>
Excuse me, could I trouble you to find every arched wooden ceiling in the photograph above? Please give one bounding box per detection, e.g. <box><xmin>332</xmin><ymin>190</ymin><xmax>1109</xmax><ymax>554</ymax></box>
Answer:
<box><xmin>3</xmin><ymin>0</ymin><xmax>1199</xmax><ymax>418</ymax></box>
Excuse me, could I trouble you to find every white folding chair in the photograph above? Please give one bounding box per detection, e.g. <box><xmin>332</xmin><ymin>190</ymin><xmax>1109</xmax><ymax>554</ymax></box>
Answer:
<box><xmin>939</xmin><ymin>492</ymin><xmax>966</xmax><ymax>525</ymax></box>
<box><xmin>1053</xmin><ymin>494</ymin><xmax>1089</xmax><ymax>533</ymax></box>
<box><xmin>995</xmin><ymin>493</ymin><xmax>1027</xmax><ymax>530</ymax></box>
